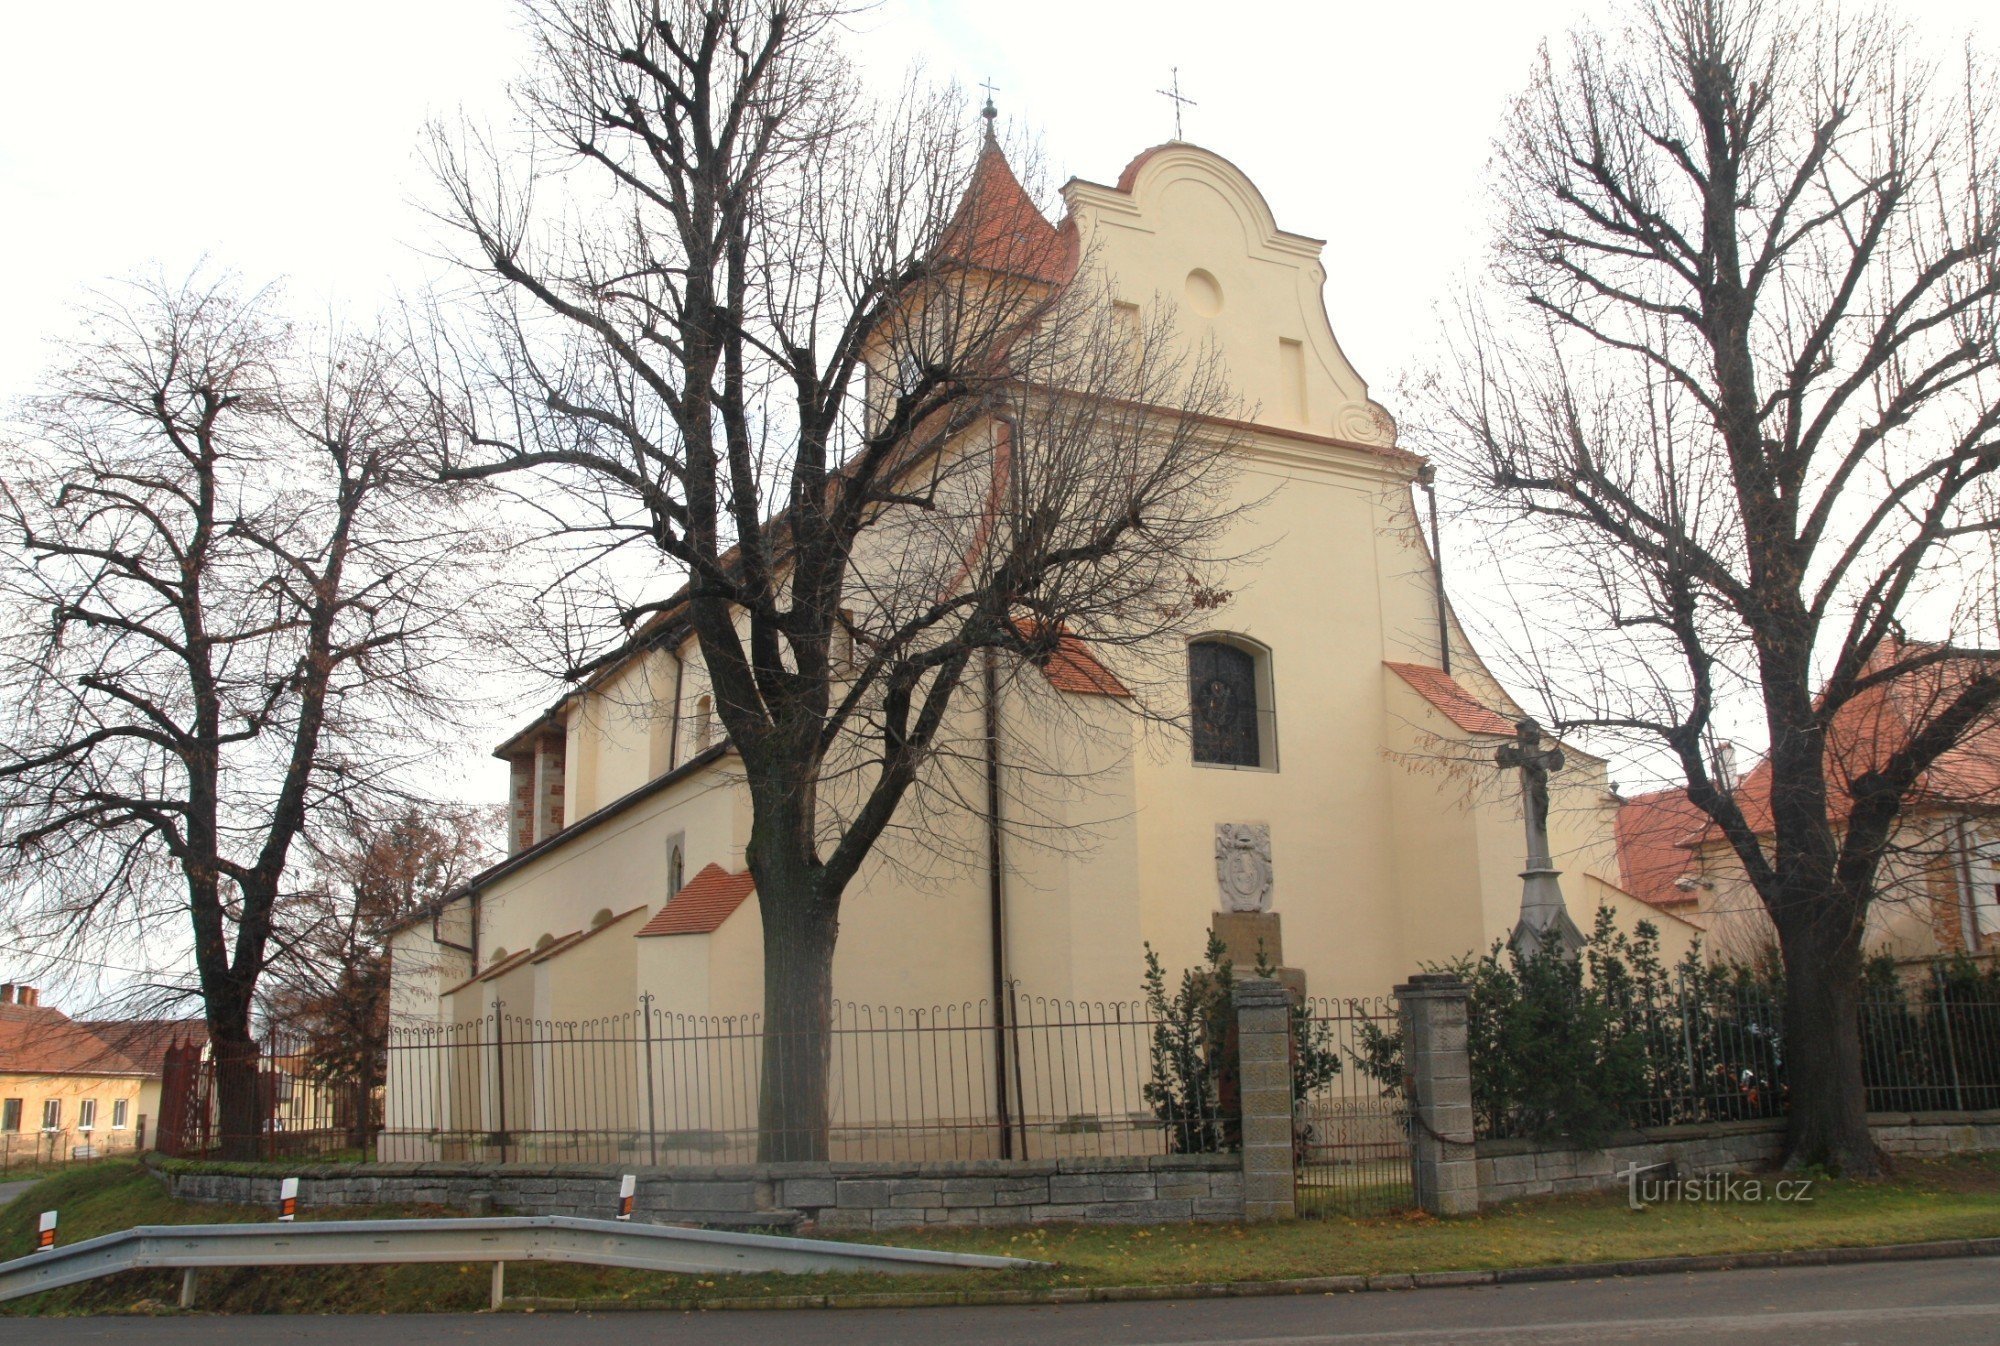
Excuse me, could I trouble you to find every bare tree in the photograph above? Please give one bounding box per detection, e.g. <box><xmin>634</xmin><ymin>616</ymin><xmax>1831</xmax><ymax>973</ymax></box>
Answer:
<box><xmin>262</xmin><ymin>805</ymin><xmax>499</xmax><ymax>1148</ymax></box>
<box><xmin>423</xmin><ymin>0</ymin><xmax>1245</xmax><ymax>1159</ymax></box>
<box><xmin>0</xmin><ymin>274</ymin><xmax>503</xmax><ymax>1158</ymax></box>
<box><xmin>1426</xmin><ymin>0</ymin><xmax>2000</xmax><ymax>1173</ymax></box>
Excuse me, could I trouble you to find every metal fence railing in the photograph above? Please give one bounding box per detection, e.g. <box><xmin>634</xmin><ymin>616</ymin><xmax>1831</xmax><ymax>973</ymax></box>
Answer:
<box><xmin>155</xmin><ymin>991</ymin><xmax>1226</xmax><ymax>1166</ymax></box>
<box><xmin>1294</xmin><ymin>996</ymin><xmax>1411</xmax><ymax>1216</ymax></box>
<box><xmin>1465</xmin><ymin>977</ymin><xmax>2000</xmax><ymax>1141</ymax></box>
<box><xmin>0</xmin><ymin>1126</ymin><xmax>147</xmax><ymax>1176</ymax></box>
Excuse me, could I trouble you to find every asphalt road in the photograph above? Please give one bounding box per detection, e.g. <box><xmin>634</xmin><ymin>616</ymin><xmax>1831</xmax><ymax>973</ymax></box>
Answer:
<box><xmin>17</xmin><ymin>1257</ymin><xmax>2000</xmax><ymax>1345</ymax></box>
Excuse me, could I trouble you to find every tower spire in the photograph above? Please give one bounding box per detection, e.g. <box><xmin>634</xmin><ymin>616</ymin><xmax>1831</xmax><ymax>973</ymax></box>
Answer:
<box><xmin>979</xmin><ymin>78</ymin><xmax>1000</xmax><ymax>143</ymax></box>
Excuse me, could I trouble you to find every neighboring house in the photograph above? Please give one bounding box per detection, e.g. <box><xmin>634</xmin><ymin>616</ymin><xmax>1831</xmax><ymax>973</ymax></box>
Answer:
<box><xmin>0</xmin><ymin>985</ymin><xmax>150</xmax><ymax>1164</ymax></box>
<box><xmin>1616</xmin><ymin>647</ymin><xmax>2000</xmax><ymax>967</ymax></box>
<box><xmin>383</xmin><ymin>136</ymin><xmax>1694</xmax><ymax>1154</ymax></box>
<box><xmin>74</xmin><ymin>1016</ymin><xmax>209</xmax><ymax>1146</ymax></box>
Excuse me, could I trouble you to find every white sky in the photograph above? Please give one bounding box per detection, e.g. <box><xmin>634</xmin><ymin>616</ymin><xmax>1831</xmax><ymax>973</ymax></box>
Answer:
<box><xmin>0</xmin><ymin>0</ymin><xmax>1990</xmax><ymax>788</ymax></box>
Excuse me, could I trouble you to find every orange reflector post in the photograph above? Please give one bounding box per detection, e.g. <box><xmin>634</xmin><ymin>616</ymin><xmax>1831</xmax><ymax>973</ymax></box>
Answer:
<box><xmin>36</xmin><ymin>1211</ymin><xmax>56</xmax><ymax>1251</ymax></box>
<box><xmin>279</xmin><ymin>1176</ymin><xmax>299</xmax><ymax>1222</ymax></box>
<box><xmin>617</xmin><ymin>1173</ymin><xmax>636</xmax><ymax>1221</ymax></box>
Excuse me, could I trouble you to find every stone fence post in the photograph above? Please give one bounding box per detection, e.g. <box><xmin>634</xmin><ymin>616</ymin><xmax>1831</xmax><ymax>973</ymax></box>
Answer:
<box><xmin>1395</xmin><ymin>973</ymin><xmax>1478</xmax><ymax>1215</ymax></box>
<box><xmin>1233</xmin><ymin>977</ymin><xmax>1295</xmax><ymax>1221</ymax></box>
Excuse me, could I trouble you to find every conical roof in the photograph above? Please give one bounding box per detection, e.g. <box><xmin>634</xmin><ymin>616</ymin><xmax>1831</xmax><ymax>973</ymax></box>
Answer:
<box><xmin>939</xmin><ymin>138</ymin><xmax>1075</xmax><ymax>286</ymax></box>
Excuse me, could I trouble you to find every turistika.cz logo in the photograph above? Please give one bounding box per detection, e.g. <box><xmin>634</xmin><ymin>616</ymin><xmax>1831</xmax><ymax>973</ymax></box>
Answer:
<box><xmin>1619</xmin><ymin>1161</ymin><xmax>1815</xmax><ymax>1210</ymax></box>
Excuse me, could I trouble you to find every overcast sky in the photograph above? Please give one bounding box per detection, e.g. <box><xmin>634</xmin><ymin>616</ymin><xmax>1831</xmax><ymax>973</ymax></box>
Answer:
<box><xmin>1</xmin><ymin>0</ymin><xmax>1991</xmax><ymax>777</ymax></box>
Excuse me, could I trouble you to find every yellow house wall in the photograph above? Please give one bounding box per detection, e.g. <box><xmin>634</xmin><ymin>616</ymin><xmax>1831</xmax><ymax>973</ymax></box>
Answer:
<box><xmin>0</xmin><ymin>1072</ymin><xmax>144</xmax><ymax>1153</ymax></box>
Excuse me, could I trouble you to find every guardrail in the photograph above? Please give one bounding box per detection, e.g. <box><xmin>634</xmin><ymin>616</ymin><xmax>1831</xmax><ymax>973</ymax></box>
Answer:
<box><xmin>0</xmin><ymin>1214</ymin><xmax>1046</xmax><ymax>1309</ymax></box>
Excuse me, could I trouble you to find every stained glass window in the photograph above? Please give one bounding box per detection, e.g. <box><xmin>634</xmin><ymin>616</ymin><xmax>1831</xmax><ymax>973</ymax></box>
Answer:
<box><xmin>1190</xmin><ymin>639</ymin><xmax>1262</xmax><ymax>767</ymax></box>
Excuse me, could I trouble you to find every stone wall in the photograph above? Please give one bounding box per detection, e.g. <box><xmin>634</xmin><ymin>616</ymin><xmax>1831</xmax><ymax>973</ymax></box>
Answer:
<box><xmin>1476</xmin><ymin>1110</ymin><xmax>2000</xmax><ymax>1207</ymax></box>
<box><xmin>157</xmin><ymin>1153</ymin><xmax>1243</xmax><ymax>1231</ymax></box>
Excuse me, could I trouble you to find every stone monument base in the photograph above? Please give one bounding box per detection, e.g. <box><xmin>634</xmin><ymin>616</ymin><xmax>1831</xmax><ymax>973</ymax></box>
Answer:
<box><xmin>1209</xmin><ymin>911</ymin><xmax>1306</xmax><ymax>1000</ymax></box>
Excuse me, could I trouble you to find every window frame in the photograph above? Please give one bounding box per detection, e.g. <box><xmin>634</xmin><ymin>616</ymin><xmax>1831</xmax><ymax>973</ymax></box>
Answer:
<box><xmin>77</xmin><ymin>1098</ymin><xmax>96</xmax><ymax>1132</ymax></box>
<box><xmin>41</xmin><ymin>1098</ymin><xmax>61</xmax><ymax>1132</ymax></box>
<box><xmin>1</xmin><ymin>1098</ymin><xmax>20</xmax><ymax>1132</ymax></box>
<box><xmin>112</xmin><ymin>1098</ymin><xmax>130</xmax><ymax>1129</ymax></box>
<box><xmin>1186</xmin><ymin>633</ymin><xmax>1279</xmax><ymax>773</ymax></box>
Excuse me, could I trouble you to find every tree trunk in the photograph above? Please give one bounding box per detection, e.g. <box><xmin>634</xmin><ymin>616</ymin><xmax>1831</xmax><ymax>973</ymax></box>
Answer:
<box><xmin>1773</xmin><ymin>908</ymin><xmax>1883</xmax><ymax>1176</ymax></box>
<box><xmin>211</xmin><ymin>1030</ymin><xmax>264</xmax><ymax>1162</ymax></box>
<box><xmin>755</xmin><ymin>886</ymin><xmax>838</xmax><ymax>1162</ymax></box>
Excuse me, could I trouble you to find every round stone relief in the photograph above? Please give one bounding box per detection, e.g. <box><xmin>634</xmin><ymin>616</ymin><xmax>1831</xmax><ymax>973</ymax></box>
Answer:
<box><xmin>1215</xmin><ymin>822</ymin><xmax>1273</xmax><ymax>913</ymax></box>
<box><xmin>1184</xmin><ymin>268</ymin><xmax>1223</xmax><ymax>317</ymax></box>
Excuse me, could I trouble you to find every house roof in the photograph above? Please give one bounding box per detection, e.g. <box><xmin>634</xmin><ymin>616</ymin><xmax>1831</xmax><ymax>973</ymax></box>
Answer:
<box><xmin>74</xmin><ymin>1019</ymin><xmax>207</xmax><ymax>1079</ymax></box>
<box><xmin>1614</xmin><ymin>787</ymin><xmax>1708</xmax><ymax>910</ymax></box>
<box><xmin>441</xmin><ymin>943</ymin><xmax>545</xmax><ymax>1000</ymax></box>
<box><xmin>636</xmin><ymin>864</ymin><xmax>757</xmax><ymax>937</ymax></box>
<box><xmin>0</xmin><ymin>1003</ymin><xmax>148</xmax><ymax>1078</ymax></box>
<box><xmin>1719</xmin><ymin>643</ymin><xmax>2000</xmax><ymax>840</ymax></box>
<box><xmin>1384</xmin><ymin>662</ymin><xmax>1516</xmax><ymax>736</ymax></box>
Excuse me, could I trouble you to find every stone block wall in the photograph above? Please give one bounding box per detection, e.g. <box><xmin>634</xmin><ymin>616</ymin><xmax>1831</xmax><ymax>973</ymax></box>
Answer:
<box><xmin>1475</xmin><ymin>1109</ymin><xmax>2000</xmax><ymax>1206</ymax></box>
<box><xmin>158</xmin><ymin>1153</ymin><xmax>1243</xmax><ymax>1231</ymax></box>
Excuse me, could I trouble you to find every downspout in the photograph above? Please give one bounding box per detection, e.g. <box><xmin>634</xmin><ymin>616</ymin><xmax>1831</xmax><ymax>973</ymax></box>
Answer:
<box><xmin>666</xmin><ymin>644</ymin><xmax>686</xmax><ymax>773</ymax></box>
<box><xmin>1418</xmin><ymin>464</ymin><xmax>1450</xmax><ymax>674</ymax></box>
<box><xmin>983</xmin><ymin>647</ymin><xmax>1016</xmax><ymax>1159</ymax></box>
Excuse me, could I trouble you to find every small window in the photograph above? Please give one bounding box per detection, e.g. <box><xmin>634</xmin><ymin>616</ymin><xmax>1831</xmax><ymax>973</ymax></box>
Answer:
<box><xmin>666</xmin><ymin>834</ymin><xmax>686</xmax><ymax>898</ymax></box>
<box><xmin>694</xmin><ymin>694</ymin><xmax>715</xmax><ymax>751</ymax></box>
<box><xmin>77</xmin><ymin>1099</ymin><xmax>96</xmax><ymax>1132</ymax></box>
<box><xmin>112</xmin><ymin>1098</ymin><xmax>129</xmax><ymax>1129</ymax></box>
<box><xmin>1189</xmin><ymin>637</ymin><xmax>1275</xmax><ymax>769</ymax></box>
<box><xmin>41</xmin><ymin>1099</ymin><xmax>61</xmax><ymax>1131</ymax></box>
<box><xmin>1</xmin><ymin>1098</ymin><xmax>20</xmax><ymax>1132</ymax></box>
<box><xmin>830</xmin><ymin>609</ymin><xmax>856</xmax><ymax>675</ymax></box>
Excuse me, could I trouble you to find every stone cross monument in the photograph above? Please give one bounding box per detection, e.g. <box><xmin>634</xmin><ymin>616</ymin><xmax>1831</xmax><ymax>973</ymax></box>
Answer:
<box><xmin>1495</xmin><ymin>718</ymin><xmax>1585</xmax><ymax>959</ymax></box>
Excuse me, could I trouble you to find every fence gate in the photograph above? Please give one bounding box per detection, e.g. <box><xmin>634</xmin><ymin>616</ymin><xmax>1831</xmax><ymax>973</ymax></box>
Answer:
<box><xmin>1294</xmin><ymin>995</ymin><xmax>1413</xmax><ymax>1216</ymax></box>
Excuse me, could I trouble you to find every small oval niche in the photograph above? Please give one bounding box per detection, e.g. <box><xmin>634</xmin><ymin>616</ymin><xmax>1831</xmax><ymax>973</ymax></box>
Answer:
<box><xmin>1184</xmin><ymin>268</ymin><xmax>1223</xmax><ymax>317</ymax></box>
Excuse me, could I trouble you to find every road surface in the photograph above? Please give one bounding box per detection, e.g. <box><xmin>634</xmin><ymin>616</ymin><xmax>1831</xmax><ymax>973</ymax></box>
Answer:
<box><xmin>16</xmin><ymin>1256</ymin><xmax>2000</xmax><ymax>1344</ymax></box>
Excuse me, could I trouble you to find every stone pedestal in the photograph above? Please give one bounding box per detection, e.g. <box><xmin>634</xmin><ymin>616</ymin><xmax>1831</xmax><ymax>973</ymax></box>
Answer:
<box><xmin>1396</xmin><ymin>973</ymin><xmax>1477</xmax><ymax>1216</ymax></box>
<box><xmin>1232</xmin><ymin>977</ymin><xmax>1296</xmax><ymax>1221</ymax></box>
<box><xmin>1210</xmin><ymin>911</ymin><xmax>1306</xmax><ymax>999</ymax></box>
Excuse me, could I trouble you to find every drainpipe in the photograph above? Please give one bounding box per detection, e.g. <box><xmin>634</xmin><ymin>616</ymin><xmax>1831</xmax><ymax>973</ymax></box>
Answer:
<box><xmin>666</xmin><ymin>644</ymin><xmax>686</xmax><ymax>772</ymax></box>
<box><xmin>983</xmin><ymin>647</ymin><xmax>1017</xmax><ymax>1159</ymax></box>
<box><xmin>1417</xmin><ymin>464</ymin><xmax>1450</xmax><ymax>674</ymax></box>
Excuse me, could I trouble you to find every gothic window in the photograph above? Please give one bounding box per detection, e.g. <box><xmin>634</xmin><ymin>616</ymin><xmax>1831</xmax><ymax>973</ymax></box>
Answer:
<box><xmin>666</xmin><ymin>834</ymin><xmax>686</xmax><ymax>899</ymax></box>
<box><xmin>1189</xmin><ymin>637</ymin><xmax>1270</xmax><ymax>768</ymax></box>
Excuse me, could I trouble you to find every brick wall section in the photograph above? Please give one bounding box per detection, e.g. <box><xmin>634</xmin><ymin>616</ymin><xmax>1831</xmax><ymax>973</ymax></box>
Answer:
<box><xmin>158</xmin><ymin>1154</ymin><xmax>1244</xmax><ymax>1231</ymax></box>
<box><xmin>1475</xmin><ymin>1110</ymin><xmax>2000</xmax><ymax>1206</ymax></box>
<box><xmin>1232</xmin><ymin>978</ymin><xmax>1296</xmax><ymax>1221</ymax></box>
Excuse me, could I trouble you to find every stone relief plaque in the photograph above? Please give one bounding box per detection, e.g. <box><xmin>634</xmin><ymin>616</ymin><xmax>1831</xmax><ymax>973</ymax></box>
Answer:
<box><xmin>1215</xmin><ymin>822</ymin><xmax>1273</xmax><ymax>913</ymax></box>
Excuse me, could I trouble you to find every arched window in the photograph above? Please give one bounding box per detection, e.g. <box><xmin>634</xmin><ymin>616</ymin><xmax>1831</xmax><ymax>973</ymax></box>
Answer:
<box><xmin>693</xmin><ymin>694</ymin><xmax>714</xmax><ymax>751</ymax></box>
<box><xmin>1189</xmin><ymin>637</ymin><xmax>1273</xmax><ymax>769</ymax></box>
<box><xmin>666</xmin><ymin>834</ymin><xmax>686</xmax><ymax>899</ymax></box>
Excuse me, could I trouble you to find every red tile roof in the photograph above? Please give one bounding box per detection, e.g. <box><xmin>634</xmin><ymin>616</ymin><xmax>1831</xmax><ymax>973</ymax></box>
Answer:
<box><xmin>1615</xmin><ymin>788</ymin><xmax>1708</xmax><ymax>909</ymax></box>
<box><xmin>941</xmin><ymin>139</ymin><xmax>1076</xmax><ymax>286</ymax></box>
<box><xmin>1038</xmin><ymin>634</ymin><xmax>1132</xmax><ymax>698</ymax></box>
<box><xmin>75</xmin><ymin>1019</ymin><xmax>206</xmax><ymax>1079</ymax></box>
<box><xmin>1384</xmin><ymin>662</ymin><xmax>1516</xmax><ymax>736</ymax></box>
<box><xmin>0</xmin><ymin>1004</ymin><xmax>148</xmax><ymax>1077</ymax></box>
<box><xmin>636</xmin><ymin>864</ymin><xmax>757</xmax><ymax>937</ymax></box>
<box><xmin>1722</xmin><ymin>642</ymin><xmax>2000</xmax><ymax>838</ymax></box>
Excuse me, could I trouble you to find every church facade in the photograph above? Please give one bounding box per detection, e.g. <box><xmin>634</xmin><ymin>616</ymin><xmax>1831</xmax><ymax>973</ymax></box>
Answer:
<box><xmin>387</xmin><ymin>139</ymin><xmax>1694</xmax><ymax>1046</ymax></box>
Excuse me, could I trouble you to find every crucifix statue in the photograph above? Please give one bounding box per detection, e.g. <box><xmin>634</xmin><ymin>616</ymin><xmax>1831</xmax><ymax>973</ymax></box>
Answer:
<box><xmin>1156</xmin><ymin>67</ymin><xmax>1196</xmax><ymax>141</ymax></box>
<box><xmin>1495</xmin><ymin>717</ymin><xmax>1585</xmax><ymax>959</ymax></box>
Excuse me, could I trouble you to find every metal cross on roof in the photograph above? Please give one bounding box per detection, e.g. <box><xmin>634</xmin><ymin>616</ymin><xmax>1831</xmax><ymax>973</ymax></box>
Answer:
<box><xmin>1156</xmin><ymin>67</ymin><xmax>1196</xmax><ymax>141</ymax></box>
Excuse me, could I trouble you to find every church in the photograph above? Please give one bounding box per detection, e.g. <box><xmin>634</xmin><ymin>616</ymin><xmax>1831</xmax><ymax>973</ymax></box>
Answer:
<box><xmin>386</xmin><ymin>132</ymin><xmax>1696</xmax><ymax>1046</ymax></box>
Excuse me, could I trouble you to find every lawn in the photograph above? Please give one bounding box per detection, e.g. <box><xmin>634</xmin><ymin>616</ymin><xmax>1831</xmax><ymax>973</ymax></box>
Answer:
<box><xmin>3</xmin><ymin>1154</ymin><xmax>1998</xmax><ymax>1316</ymax></box>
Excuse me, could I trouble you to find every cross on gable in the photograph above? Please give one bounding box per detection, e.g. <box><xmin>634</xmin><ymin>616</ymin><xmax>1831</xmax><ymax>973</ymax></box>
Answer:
<box><xmin>1155</xmin><ymin>67</ymin><xmax>1196</xmax><ymax>141</ymax></box>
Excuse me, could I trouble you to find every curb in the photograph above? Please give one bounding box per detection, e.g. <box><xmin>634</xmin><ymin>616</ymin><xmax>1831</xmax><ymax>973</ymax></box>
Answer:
<box><xmin>503</xmin><ymin>1235</ymin><xmax>2000</xmax><ymax>1313</ymax></box>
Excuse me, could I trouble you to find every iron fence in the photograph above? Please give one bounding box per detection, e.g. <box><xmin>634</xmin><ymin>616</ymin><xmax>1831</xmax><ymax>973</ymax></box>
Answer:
<box><xmin>1293</xmin><ymin>995</ymin><xmax>1411</xmax><ymax>1216</ymax></box>
<box><xmin>1469</xmin><ymin>976</ymin><xmax>2000</xmax><ymax>1140</ymax></box>
<box><xmin>0</xmin><ymin>1126</ymin><xmax>146</xmax><ymax>1176</ymax></box>
<box><xmin>157</xmin><ymin>991</ymin><xmax>1224</xmax><ymax>1165</ymax></box>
